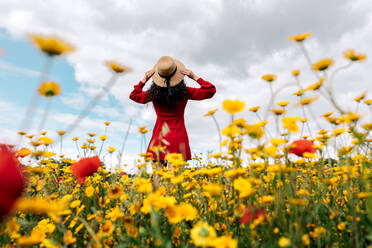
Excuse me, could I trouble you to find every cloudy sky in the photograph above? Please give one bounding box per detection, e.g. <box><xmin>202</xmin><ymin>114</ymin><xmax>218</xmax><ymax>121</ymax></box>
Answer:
<box><xmin>0</xmin><ymin>0</ymin><xmax>371</xmax><ymax>171</ymax></box>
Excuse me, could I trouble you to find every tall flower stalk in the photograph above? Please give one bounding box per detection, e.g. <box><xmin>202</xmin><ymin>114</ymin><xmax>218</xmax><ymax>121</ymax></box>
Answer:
<box><xmin>65</xmin><ymin>61</ymin><xmax>131</xmax><ymax>134</ymax></box>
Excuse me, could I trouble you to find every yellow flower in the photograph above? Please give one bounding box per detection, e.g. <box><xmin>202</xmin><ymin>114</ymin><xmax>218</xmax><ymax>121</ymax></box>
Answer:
<box><xmin>340</xmin><ymin>112</ymin><xmax>360</xmax><ymax>124</ymax></box>
<box><xmin>305</xmin><ymin>78</ymin><xmax>324</xmax><ymax>91</ymax></box>
<box><xmin>209</xmin><ymin>152</ymin><xmax>222</xmax><ymax>158</ymax></box>
<box><xmin>277</xmin><ymin>101</ymin><xmax>290</xmax><ymax>107</ymax></box>
<box><xmin>361</xmin><ymin>123</ymin><xmax>372</xmax><ymax>131</ymax></box>
<box><xmin>17</xmin><ymin>147</ymin><xmax>31</xmax><ymax>158</ymax></box>
<box><xmin>28</xmin><ymin>34</ymin><xmax>75</xmax><ymax>56</ymax></box>
<box><xmin>245</xmin><ymin>124</ymin><xmax>264</xmax><ymax>139</ymax></box>
<box><xmin>72</xmin><ymin>136</ymin><xmax>79</xmax><ymax>141</ymax></box>
<box><xmin>222</xmin><ymin>125</ymin><xmax>240</xmax><ymax>137</ymax></box>
<box><xmin>87</xmin><ymin>133</ymin><xmax>96</xmax><ymax>137</ymax></box>
<box><xmin>104</xmin><ymin>121</ymin><xmax>111</xmax><ymax>126</ymax></box>
<box><xmin>233</xmin><ymin>178</ymin><xmax>254</xmax><ymax>198</ymax></box>
<box><xmin>292</xmin><ymin>69</ymin><xmax>300</xmax><ymax>76</ymax></box>
<box><xmin>204</xmin><ymin>183</ymin><xmax>223</xmax><ymax>196</ymax></box>
<box><xmin>312</xmin><ymin>58</ymin><xmax>334</xmax><ymax>71</ymax></box>
<box><xmin>261</xmin><ymin>74</ymin><xmax>277</xmax><ymax>82</ymax></box>
<box><xmin>288</xmin><ymin>32</ymin><xmax>311</xmax><ymax>42</ymax></box>
<box><xmin>302</xmin><ymin>234</ymin><xmax>310</xmax><ymax>245</ymax></box>
<box><xmin>282</xmin><ymin>116</ymin><xmax>301</xmax><ymax>133</ymax></box>
<box><xmin>57</xmin><ymin>130</ymin><xmax>66</xmax><ymax>136</ymax></box>
<box><xmin>108</xmin><ymin>185</ymin><xmax>123</xmax><ymax>199</ymax></box>
<box><xmin>322</xmin><ymin>111</ymin><xmax>333</xmax><ymax>118</ymax></box>
<box><xmin>165</xmin><ymin>205</ymin><xmax>185</xmax><ymax>224</ymax></box>
<box><xmin>105</xmin><ymin>61</ymin><xmax>132</xmax><ymax>73</ymax></box>
<box><xmin>63</xmin><ymin>230</ymin><xmax>76</xmax><ymax>244</ymax></box>
<box><xmin>108</xmin><ymin>146</ymin><xmax>116</xmax><ymax>153</ymax></box>
<box><xmin>179</xmin><ymin>203</ymin><xmax>198</xmax><ymax>221</ymax></box>
<box><xmin>212</xmin><ymin>235</ymin><xmax>238</xmax><ymax>248</ymax></box>
<box><xmin>270</xmin><ymin>138</ymin><xmax>287</xmax><ymax>146</ymax></box>
<box><xmin>100</xmin><ymin>221</ymin><xmax>114</xmax><ymax>236</ymax></box>
<box><xmin>85</xmin><ymin>186</ymin><xmax>95</xmax><ymax>197</ymax></box>
<box><xmin>99</xmin><ymin>135</ymin><xmax>107</xmax><ymax>141</ymax></box>
<box><xmin>271</xmin><ymin>109</ymin><xmax>286</xmax><ymax>115</ymax></box>
<box><xmin>222</xmin><ymin>99</ymin><xmax>245</xmax><ymax>114</ymax></box>
<box><xmin>333</xmin><ymin>128</ymin><xmax>345</xmax><ymax>136</ymax></box>
<box><xmin>18</xmin><ymin>131</ymin><xmax>27</xmax><ymax>136</ymax></box>
<box><xmin>38</xmin><ymin>81</ymin><xmax>61</xmax><ymax>97</ymax></box>
<box><xmin>343</xmin><ymin>49</ymin><xmax>366</xmax><ymax>61</ymax></box>
<box><xmin>204</xmin><ymin>108</ymin><xmax>218</xmax><ymax>117</ymax></box>
<box><xmin>278</xmin><ymin>237</ymin><xmax>291</xmax><ymax>247</ymax></box>
<box><xmin>138</xmin><ymin>126</ymin><xmax>149</xmax><ymax>134</ymax></box>
<box><xmin>293</xmin><ymin>89</ymin><xmax>304</xmax><ymax>97</ymax></box>
<box><xmin>364</xmin><ymin>99</ymin><xmax>372</xmax><ymax>105</ymax></box>
<box><xmin>190</xmin><ymin>222</ymin><xmax>216</xmax><ymax>247</ymax></box>
<box><xmin>296</xmin><ymin>96</ymin><xmax>319</xmax><ymax>106</ymax></box>
<box><xmin>354</xmin><ymin>91</ymin><xmax>367</xmax><ymax>102</ymax></box>
<box><xmin>337</xmin><ymin>222</ymin><xmax>346</xmax><ymax>231</ymax></box>
<box><xmin>249</xmin><ymin>106</ymin><xmax>260</xmax><ymax>112</ymax></box>
<box><xmin>38</xmin><ymin>136</ymin><xmax>54</xmax><ymax>145</ymax></box>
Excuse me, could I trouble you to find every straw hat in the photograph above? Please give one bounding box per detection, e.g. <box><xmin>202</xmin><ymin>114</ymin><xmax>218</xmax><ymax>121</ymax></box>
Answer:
<box><xmin>152</xmin><ymin>56</ymin><xmax>185</xmax><ymax>87</ymax></box>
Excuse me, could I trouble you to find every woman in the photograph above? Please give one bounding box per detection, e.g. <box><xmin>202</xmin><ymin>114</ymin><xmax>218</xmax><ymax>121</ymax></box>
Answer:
<box><xmin>129</xmin><ymin>56</ymin><xmax>216</xmax><ymax>164</ymax></box>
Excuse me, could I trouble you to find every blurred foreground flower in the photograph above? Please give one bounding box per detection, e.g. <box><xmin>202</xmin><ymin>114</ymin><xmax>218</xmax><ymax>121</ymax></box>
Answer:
<box><xmin>70</xmin><ymin>156</ymin><xmax>101</xmax><ymax>184</ymax></box>
<box><xmin>38</xmin><ymin>81</ymin><xmax>61</xmax><ymax>97</ymax></box>
<box><xmin>289</xmin><ymin>139</ymin><xmax>316</xmax><ymax>157</ymax></box>
<box><xmin>105</xmin><ymin>61</ymin><xmax>132</xmax><ymax>73</ymax></box>
<box><xmin>222</xmin><ymin>99</ymin><xmax>245</xmax><ymax>114</ymax></box>
<box><xmin>241</xmin><ymin>205</ymin><xmax>266</xmax><ymax>225</ymax></box>
<box><xmin>28</xmin><ymin>34</ymin><xmax>75</xmax><ymax>56</ymax></box>
<box><xmin>190</xmin><ymin>221</ymin><xmax>216</xmax><ymax>247</ymax></box>
<box><xmin>0</xmin><ymin>144</ymin><xmax>25</xmax><ymax>221</ymax></box>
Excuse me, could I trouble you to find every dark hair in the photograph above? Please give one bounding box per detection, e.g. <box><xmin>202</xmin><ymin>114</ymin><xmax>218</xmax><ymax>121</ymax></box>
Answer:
<box><xmin>148</xmin><ymin>80</ymin><xmax>188</xmax><ymax>108</ymax></box>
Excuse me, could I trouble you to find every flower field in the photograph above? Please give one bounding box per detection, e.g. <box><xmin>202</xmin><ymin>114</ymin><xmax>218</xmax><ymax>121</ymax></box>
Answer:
<box><xmin>0</xmin><ymin>33</ymin><xmax>372</xmax><ymax>248</ymax></box>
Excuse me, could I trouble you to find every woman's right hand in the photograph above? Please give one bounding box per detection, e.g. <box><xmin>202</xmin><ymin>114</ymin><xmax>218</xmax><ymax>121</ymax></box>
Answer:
<box><xmin>142</xmin><ymin>69</ymin><xmax>155</xmax><ymax>83</ymax></box>
<box><xmin>180</xmin><ymin>68</ymin><xmax>199</xmax><ymax>81</ymax></box>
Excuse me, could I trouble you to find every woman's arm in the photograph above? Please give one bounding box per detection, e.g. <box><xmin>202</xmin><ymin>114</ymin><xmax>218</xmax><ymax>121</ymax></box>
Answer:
<box><xmin>129</xmin><ymin>81</ymin><xmax>150</xmax><ymax>104</ymax></box>
<box><xmin>180</xmin><ymin>69</ymin><xmax>216</xmax><ymax>100</ymax></box>
<box><xmin>187</xmin><ymin>78</ymin><xmax>216</xmax><ymax>100</ymax></box>
<box><xmin>129</xmin><ymin>69</ymin><xmax>155</xmax><ymax>104</ymax></box>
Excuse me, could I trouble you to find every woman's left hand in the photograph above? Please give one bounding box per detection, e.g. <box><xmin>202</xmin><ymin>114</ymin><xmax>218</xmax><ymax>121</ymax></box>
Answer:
<box><xmin>180</xmin><ymin>68</ymin><xmax>199</xmax><ymax>81</ymax></box>
<box><xmin>142</xmin><ymin>69</ymin><xmax>155</xmax><ymax>83</ymax></box>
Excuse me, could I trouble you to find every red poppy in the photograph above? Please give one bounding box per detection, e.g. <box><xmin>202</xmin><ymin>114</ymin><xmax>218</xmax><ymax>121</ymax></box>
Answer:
<box><xmin>70</xmin><ymin>156</ymin><xmax>101</xmax><ymax>184</ymax></box>
<box><xmin>241</xmin><ymin>205</ymin><xmax>266</xmax><ymax>224</ymax></box>
<box><xmin>289</xmin><ymin>139</ymin><xmax>316</xmax><ymax>157</ymax></box>
<box><xmin>120</xmin><ymin>171</ymin><xmax>127</xmax><ymax>176</ymax></box>
<box><xmin>0</xmin><ymin>144</ymin><xmax>25</xmax><ymax>221</ymax></box>
<box><xmin>54</xmin><ymin>177</ymin><xmax>63</xmax><ymax>184</ymax></box>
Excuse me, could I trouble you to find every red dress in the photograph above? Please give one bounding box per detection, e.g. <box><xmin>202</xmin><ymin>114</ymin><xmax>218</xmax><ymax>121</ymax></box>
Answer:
<box><xmin>129</xmin><ymin>78</ymin><xmax>216</xmax><ymax>161</ymax></box>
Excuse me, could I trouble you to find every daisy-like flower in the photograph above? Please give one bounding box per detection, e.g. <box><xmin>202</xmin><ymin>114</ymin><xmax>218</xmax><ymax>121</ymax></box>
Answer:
<box><xmin>312</xmin><ymin>58</ymin><xmax>334</xmax><ymax>71</ymax></box>
<box><xmin>288</xmin><ymin>32</ymin><xmax>311</xmax><ymax>42</ymax></box>
<box><xmin>38</xmin><ymin>81</ymin><xmax>61</xmax><ymax>97</ymax></box>
<box><xmin>292</xmin><ymin>69</ymin><xmax>300</xmax><ymax>76</ymax></box>
<box><xmin>222</xmin><ymin>99</ymin><xmax>245</xmax><ymax>114</ymax></box>
<box><xmin>261</xmin><ymin>74</ymin><xmax>277</xmax><ymax>82</ymax></box>
<box><xmin>190</xmin><ymin>222</ymin><xmax>216</xmax><ymax>247</ymax></box>
<box><xmin>249</xmin><ymin>106</ymin><xmax>260</xmax><ymax>112</ymax></box>
<box><xmin>343</xmin><ymin>49</ymin><xmax>366</xmax><ymax>61</ymax></box>
<box><xmin>105</xmin><ymin>61</ymin><xmax>132</xmax><ymax>74</ymax></box>
<box><xmin>204</xmin><ymin>108</ymin><xmax>218</xmax><ymax>117</ymax></box>
<box><xmin>28</xmin><ymin>34</ymin><xmax>75</xmax><ymax>56</ymax></box>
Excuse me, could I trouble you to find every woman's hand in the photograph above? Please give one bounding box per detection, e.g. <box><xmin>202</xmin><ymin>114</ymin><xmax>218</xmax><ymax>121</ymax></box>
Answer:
<box><xmin>180</xmin><ymin>68</ymin><xmax>199</xmax><ymax>81</ymax></box>
<box><xmin>141</xmin><ymin>69</ymin><xmax>155</xmax><ymax>83</ymax></box>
